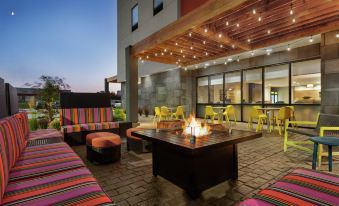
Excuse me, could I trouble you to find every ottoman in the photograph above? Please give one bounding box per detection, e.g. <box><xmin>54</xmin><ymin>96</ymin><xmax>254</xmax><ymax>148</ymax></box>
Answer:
<box><xmin>86</xmin><ymin>132</ymin><xmax>121</xmax><ymax>163</ymax></box>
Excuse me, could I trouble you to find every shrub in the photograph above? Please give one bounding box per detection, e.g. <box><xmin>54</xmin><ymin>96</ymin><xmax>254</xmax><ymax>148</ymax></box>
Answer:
<box><xmin>19</xmin><ymin>102</ymin><xmax>29</xmax><ymax>109</ymax></box>
<box><xmin>37</xmin><ymin>118</ymin><xmax>49</xmax><ymax>129</ymax></box>
<box><xmin>29</xmin><ymin>118</ymin><xmax>39</xmax><ymax>131</ymax></box>
<box><xmin>49</xmin><ymin>118</ymin><xmax>61</xmax><ymax>130</ymax></box>
<box><xmin>138</xmin><ymin>107</ymin><xmax>143</xmax><ymax>116</ymax></box>
<box><xmin>114</xmin><ymin>108</ymin><xmax>126</xmax><ymax>121</ymax></box>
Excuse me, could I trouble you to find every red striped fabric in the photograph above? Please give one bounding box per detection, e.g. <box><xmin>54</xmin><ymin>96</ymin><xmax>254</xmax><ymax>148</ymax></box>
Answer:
<box><xmin>60</xmin><ymin>108</ymin><xmax>113</xmax><ymax>126</ymax></box>
<box><xmin>13</xmin><ymin>113</ymin><xmax>30</xmax><ymax>139</ymax></box>
<box><xmin>0</xmin><ymin>132</ymin><xmax>10</xmax><ymax>204</ymax></box>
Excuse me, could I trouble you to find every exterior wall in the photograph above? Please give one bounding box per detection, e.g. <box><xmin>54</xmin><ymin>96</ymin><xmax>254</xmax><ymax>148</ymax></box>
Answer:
<box><xmin>321</xmin><ymin>30</ymin><xmax>339</xmax><ymax>114</ymax></box>
<box><xmin>117</xmin><ymin>0</ymin><xmax>180</xmax><ymax>82</ymax></box>
<box><xmin>137</xmin><ymin>69</ymin><xmax>193</xmax><ymax>116</ymax></box>
<box><xmin>180</xmin><ymin>0</ymin><xmax>209</xmax><ymax>16</ymax></box>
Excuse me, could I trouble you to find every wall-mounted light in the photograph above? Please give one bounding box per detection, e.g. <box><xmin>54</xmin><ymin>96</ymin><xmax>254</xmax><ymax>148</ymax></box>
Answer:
<box><xmin>306</xmin><ymin>84</ymin><xmax>314</xmax><ymax>88</ymax></box>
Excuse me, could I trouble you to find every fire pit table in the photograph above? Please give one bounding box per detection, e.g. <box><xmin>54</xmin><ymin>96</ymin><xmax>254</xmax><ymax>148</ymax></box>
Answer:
<box><xmin>132</xmin><ymin>128</ymin><xmax>262</xmax><ymax>199</ymax></box>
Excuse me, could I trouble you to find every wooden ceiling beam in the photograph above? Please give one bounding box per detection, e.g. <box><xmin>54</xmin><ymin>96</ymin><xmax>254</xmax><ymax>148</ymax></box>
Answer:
<box><xmin>131</xmin><ymin>0</ymin><xmax>248</xmax><ymax>56</ymax></box>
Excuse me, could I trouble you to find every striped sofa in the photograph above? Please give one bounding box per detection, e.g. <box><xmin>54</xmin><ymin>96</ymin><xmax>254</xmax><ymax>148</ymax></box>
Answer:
<box><xmin>239</xmin><ymin>168</ymin><xmax>339</xmax><ymax>206</ymax></box>
<box><xmin>0</xmin><ymin>112</ymin><xmax>113</xmax><ymax>205</ymax></box>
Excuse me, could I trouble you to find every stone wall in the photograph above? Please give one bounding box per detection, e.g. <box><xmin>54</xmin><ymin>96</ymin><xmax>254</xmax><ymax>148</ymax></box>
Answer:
<box><xmin>138</xmin><ymin>69</ymin><xmax>193</xmax><ymax>116</ymax></box>
<box><xmin>321</xmin><ymin>30</ymin><xmax>339</xmax><ymax>114</ymax></box>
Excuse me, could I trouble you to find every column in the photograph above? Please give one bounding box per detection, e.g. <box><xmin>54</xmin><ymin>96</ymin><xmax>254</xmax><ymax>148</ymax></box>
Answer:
<box><xmin>125</xmin><ymin>46</ymin><xmax>138</xmax><ymax>123</ymax></box>
<box><xmin>104</xmin><ymin>78</ymin><xmax>109</xmax><ymax>93</ymax></box>
<box><xmin>321</xmin><ymin>30</ymin><xmax>339</xmax><ymax>114</ymax></box>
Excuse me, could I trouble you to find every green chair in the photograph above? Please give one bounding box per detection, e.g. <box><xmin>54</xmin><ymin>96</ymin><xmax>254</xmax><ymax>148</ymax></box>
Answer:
<box><xmin>204</xmin><ymin>106</ymin><xmax>217</xmax><ymax>123</ymax></box>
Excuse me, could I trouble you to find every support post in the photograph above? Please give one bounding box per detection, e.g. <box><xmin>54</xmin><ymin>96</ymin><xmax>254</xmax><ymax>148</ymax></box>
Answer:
<box><xmin>125</xmin><ymin>46</ymin><xmax>139</xmax><ymax>123</ymax></box>
<box><xmin>104</xmin><ymin>78</ymin><xmax>109</xmax><ymax>93</ymax></box>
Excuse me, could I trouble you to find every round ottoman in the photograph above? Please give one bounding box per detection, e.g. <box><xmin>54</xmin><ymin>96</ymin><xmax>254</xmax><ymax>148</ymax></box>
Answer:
<box><xmin>86</xmin><ymin>132</ymin><xmax>121</xmax><ymax>164</ymax></box>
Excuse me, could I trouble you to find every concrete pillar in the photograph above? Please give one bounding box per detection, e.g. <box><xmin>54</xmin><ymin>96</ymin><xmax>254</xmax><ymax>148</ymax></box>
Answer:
<box><xmin>104</xmin><ymin>78</ymin><xmax>109</xmax><ymax>93</ymax></box>
<box><xmin>125</xmin><ymin>46</ymin><xmax>138</xmax><ymax>123</ymax></box>
<box><xmin>321</xmin><ymin>30</ymin><xmax>339</xmax><ymax>114</ymax></box>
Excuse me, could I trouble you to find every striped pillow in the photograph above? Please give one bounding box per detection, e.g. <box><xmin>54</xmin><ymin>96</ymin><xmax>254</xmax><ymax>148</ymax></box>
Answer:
<box><xmin>60</xmin><ymin>107</ymin><xmax>114</xmax><ymax>126</ymax></box>
<box><xmin>0</xmin><ymin>132</ymin><xmax>9</xmax><ymax>204</ymax></box>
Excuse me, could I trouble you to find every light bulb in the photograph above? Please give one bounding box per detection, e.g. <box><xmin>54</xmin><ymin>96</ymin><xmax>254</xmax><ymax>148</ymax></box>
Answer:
<box><xmin>203</xmin><ymin>40</ymin><xmax>206</xmax><ymax>44</ymax></box>
<box><xmin>204</xmin><ymin>28</ymin><xmax>208</xmax><ymax>33</ymax></box>
<box><xmin>258</xmin><ymin>16</ymin><xmax>262</xmax><ymax>22</ymax></box>
<box><xmin>252</xmin><ymin>9</ymin><xmax>256</xmax><ymax>14</ymax></box>
<box><xmin>267</xmin><ymin>30</ymin><xmax>271</xmax><ymax>34</ymax></box>
<box><xmin>247</xmin><ymin>39</ymin><xmax>251</xmax><ymax>43</ymax></box>
<box><xmin>193</xmin><ymin>55</ymin><xmax>196</xmax><ymax>59</ymax></box>
<box><xmin>190</xmin><ymin>46</ymin><xmax>193</xmax><ymax>50</ymax></box>
<box><xmin>237</xmin><ymin>57</ymin><xmax>240</xmax><ymax>62</ymax></box>
<box><xmin>11</xmin><ymin>11</ymin><xmax>15</xmax><ymax>16</ymax></box>
<box><xmin>170</xmin><ymin>52</ymin><xmax>173</xmax><ymax>55</ymax></box>
<box><xmin>226</xmin><ymin>21</ymin><xmax>229</xmax><ymax>26</ymax></box>
<box><xmin>287</xmin><ymin>45</ymin><xmax>291</xmax><ymax>51</ymax></box>
<box><xmin>309</xmin><ymin>36</ymin><xmax>313</xmax><ymax>43</ymax></box>
<box><xmin>164</xmin><ymin>49</ymin><xmax>167</xmax><ymax>52</ymax></box>
<box><xmin>146</xmin><ymin>56</ymin><xmax>149</xmax><ymax>59</ymax></box>
<box><xmin>251</xmin><ymin>51</ymin><xmax>254</xmax><ymax>56</ymax></box>
<box><xmin>175</xmin><ymin>42</ymin><xmax>178</xmax><ymax>46</ymax></box>
<box><xmin>180</xmin><ymin>49</ymin><xmax>183</xmax><ymax>53</ymax></box>
<box><xmin>161</xmin><ymin>52</ymin><xmax>164</xmax><ymax>56</ymax></box>
<box><xmin>292</xmin><ymin>18</ymin><xmax>296</xmax><ymax>23</ymax></box>
<box><xmin>205</xmin><ymin>52</ymin><xmax>208</xmax><ymax>56</ymax></box>
<box><xmin>224</xmin><ymin>61</ymin><xmax>228</xmax><ymax>65</ymax></box>
<box><xmin>141</xmin><ymin>60</ymin><xmax>144</xmax><ymax>63</ymax></box>
<box><xmin>218</xmin><ymin>33</ymin><xmax>222</xmax><ymax>38</ymax></box>
<box><xmin>155</xmin><ymin>53</ymin><xmax>158</xmax><ymax>56</ymax></box>
<box><xmin>232</xmin><ymin>44</ymin><xmax>235</xmax><ymax>48</ymax></box>
<box><xmin>189</xmin><ymin>32</ymin><xmax>192</xmax><ymax>37</ymax></box>
<box><xmin>336</xmin><ymin>34</ymin><xmax>339</xmax><ymax>38</ymax></box>
<box><xmin>236</xmin><ymin>23</ymin><xmax>240</xmax><ymax>27</ymax></box>
<box><xmin>290</xmin><ymin>10</ymin><xmax>293</xmax><ymax>15</ymax></box>
<box><xmin>220</xmin><ymin>44</ymin><xmax>223</xmax><ymax>48</ymax></box>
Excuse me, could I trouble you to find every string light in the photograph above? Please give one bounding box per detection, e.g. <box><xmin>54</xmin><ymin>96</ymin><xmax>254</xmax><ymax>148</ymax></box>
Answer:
<box><xmin>251</xmin><ymin>51</ymin><xmax>255</xmax><ymax>56</ymax></box>
<box><xmin>237</xmin><ymin>56</ymin><xmax>240</xmax><ymax>62</ymax></box>
<box><xmin>170</xmin><ymin>52</ymin><xmax>173</xmax><ymax>55</ymax></box>
<box><xmin>220</xmin><ymin>44</ymin><xmax>223</xmax><ymax>48</ymax></box>
<box><xmin>203</xmin><ymin>40</ymin><xmax>206</xmax><ymax>44</ymax></box>
<box><xmin>189</xmin><ymin>32</ymin><xmax>192</xmax><ymax>37</ymax></box>
<box><xmin>236</xmin><ymin>23</ymin><xmax>240</xmax><ymax>27</ymax></box>
<box><xmin>204</xmin><ymin>28</ymin><xmax>208</xmax><ymax>33</ymax></box>
<box><xmin>309</xmin><ymin>36</ymin><xmax>313</xmax><ymax>43</ymax></box>
<box><xmin>336</xmin><ymin>34</ymin><xmax>339</xmax><ymax>38</ymax></box>
<box><xmin>232</xmin><ymin>44</ymin><xmax>235</xmax><ymax>49</ymax></box>
<box><xmin>252</xmin><ymin>9</ymin><xmax>256</xmax><ymax>14</ymax></box>
<box><xmin>161</xmin><ymin>52</ymin><xmax>164</xmax><ymax>55</ymax></box>
<box><xmin>267</xmin><ymin>30</ymin><xmax>271</xmax><ymax>34</ymax></box>
<box><xmin>226</xmin><ymin>21</ymin><xmax>229</xmax><ymax>26</ymax></box>
<box><xmin>218</xmin><ymin>33</ymin><xmax>222</xmax><ymax>38</ymax></box>
<box><xmin>224</xmin><ymin>61</ymin><xmax>228</xmax><ymax>65</ymax></box>
<box><xmin>155</xmin><ymin>53</ymin><xmax>158</xmax><ymax>56</ymax></box>
<box><xmin>175</xmin><ymin>42</ymin><xmax>178</xmax><ymax>46</ymax></box>
<box><xmin>193</xmin><ymin>55</ymin><xmax>196</xmax><ymax>59</ymax></box>
<box><xmin>287</xmin><ymin>45</ymin><xmax>291</xmax><ymax>51</ymax></box>
<box><xmin>164</xmin><ymin>49</ymin><xmax>167</xmax><ymax>52</ymax></box>
<box><xmin>146</xmin><ymin>55</ymin><xmax>149</xmax><ymax>59</ymax></box>
<box><xmin>258</xmin><ymin>16</ymin><xmax>262</xmax><ymax>22</ymax></box>
<box><xmin>190</xmin><ymin>46</ymin><xmax>193</xmax><ymax>50</ymax></box>
<box><xmin>247</xmin><ymin>39</ymin><xmax>251</xmax><ymax>43</ymax></box>
<box><xmin>292</xmin><ymin>18</ymin><xmax>296</xmax><ymax>23</ymax></box>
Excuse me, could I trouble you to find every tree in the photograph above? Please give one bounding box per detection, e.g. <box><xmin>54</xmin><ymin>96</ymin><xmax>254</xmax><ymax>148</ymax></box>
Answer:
<box><xmin>25</xmin><ymin>76</ymin><xmax>70</xmax><ymax>121</ymax></box>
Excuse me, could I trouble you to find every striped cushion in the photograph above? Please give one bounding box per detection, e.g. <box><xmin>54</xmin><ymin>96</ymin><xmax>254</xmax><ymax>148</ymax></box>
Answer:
<box><xmin>60</xmin><ymin>108</ymin><xmax>113</xmax><ymax>126</ymax></box>
<box><xmin>9</xmin><ymin>143</ymin><xmax>84</xmax><ymax>182</ymax></box>
<box><xmin>2</xmin><ymin>167</ymin><xmax>113</xmax><ymax>206</ymax></box>
<box><xmin>62</xmin><ymin>122</ymin><xmax>119</xmax><ymax>134</ymax></box>
<box><xmin>239</xmin><ymin>168</ymin><xmax>339</xmax><ymax>206</ymax></box>
<box><xmin>0</xmin><ymin>132</ymin><xmax>9</xmax><ymax>204</ymax></box>
<box><xmin>28</xmin><ymin>129</ymin><xmax>63</xmax><ymax>141</ymax></box>
<box><xmin>13</xmin><ymin>113</ymin><xmax>30</xmax><ymax>139</ymax></box>
<box><xmin>0</xmin><ymin>117</ymin><xmax>27</xmax><ymax>169</ymax></box>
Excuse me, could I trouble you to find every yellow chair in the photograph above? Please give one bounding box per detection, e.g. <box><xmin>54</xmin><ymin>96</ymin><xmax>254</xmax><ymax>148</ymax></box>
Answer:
<box><xmin>153</xmin><ymin>107</ymin><xmax>161</xmax><ymax>123</ymax></box>
<box><xmin>275</xmin><ymin>107</ymin><xmax>292</xmax><ymax>135</ymax></box>
<box><xmin>248</xmin><ymin>106</ymin><xmax>267</xmax><ymax>132</ymax></box>
<box><xmin>286</xmin><ymin>106</ymin><xmax>297</xmax><ymax>127</ymax></box>
<box><xmin>160</xmin><ymin>106</ymin><xmax>170</xmax><ymax>120</ymax></box>
<box><xmin>204</xmin><ymin>106</ymin><xmax>217</xmax><ymax>123</ymax></box>
<box><xmin>172</xmin><ymin>106</ymin><xmax>185</xmax><ymax>120</ymax></box>
<box><xmin>223</xmin><ymin>105</ymin><xmax>237</xmax><ymax>125</ymax></box>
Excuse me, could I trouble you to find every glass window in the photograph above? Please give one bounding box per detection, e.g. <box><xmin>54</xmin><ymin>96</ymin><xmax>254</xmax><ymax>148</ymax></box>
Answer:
<box><xmin>292</xmin><ymin>59</ymin><xmax>321</xmax><ymax>104</ymax></box>
<box><xmin>209</xmin><ymin>75</ymin><xmax>223</xmax><ymax>104</ymax></box>
<box><xmin>197</xmin><ymin>77</ymin><xmax>208</xmax><ymax>103</ymax></box>
<box><xmin>131</xmin><ymin>4</ymin><xmax>138</xmax><ymax>32</ymax></box>
<box><xmin>243</xmin><ymin>69</ymin><xmax>262</xmax><ymax>104</ymax></box>
<box><xmin>224</xmin><ymin>72</ymin><xmax>241</xmax><ymax>104</ymax></box>
<box><xmin>264</xmin><ymin>64</ymin><xmax>289</xmax><ymax>104</ymax></box>
<box><xmin>153</xmin><ymin>0</ymin><xmax>163</xmax><ymax>15</ymax></box>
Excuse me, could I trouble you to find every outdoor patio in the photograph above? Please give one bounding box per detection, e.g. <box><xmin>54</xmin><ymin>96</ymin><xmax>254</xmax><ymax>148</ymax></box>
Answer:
<box><xmin>72</xmin><ymin>117</ymin><xmax>339</xmax><ymax>206</ymax></box>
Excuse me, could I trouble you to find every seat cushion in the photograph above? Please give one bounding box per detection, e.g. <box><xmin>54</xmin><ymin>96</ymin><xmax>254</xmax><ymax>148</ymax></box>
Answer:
<box><xmin>28</xmin><ymin>129</ymin><xmax>63</xmax><ymax>141</ymax></box>
<box><xmin>2</xmin><ymin>167</ymin><xmax>113</xmax><ymax>206</ymax></box>
<box><xmin>239</xmin><ymin>168</ymin><xmax>339</xmax><ymax>206</ymax></box>
<box><xmin>9</xmin><ymin>143</ymin><xmax>84</xmax><ymax>182</ymax></box>
<box><xmin>62</xmin><ymin>122</ymin><xmax>119</xmax><ymax>134</ymax></box>
<box><xmin>86</xmin><ymin>132</ymin><xmax>121</xmax><ymax>147</ymax></box>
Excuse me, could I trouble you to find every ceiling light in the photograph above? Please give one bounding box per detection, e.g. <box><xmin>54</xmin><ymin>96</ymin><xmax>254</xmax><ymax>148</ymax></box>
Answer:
<box><xmin>180</xmin><ymin>49</ymin><xmax>183</xmax><ymax>53</ymax></box>
<box><xmin>309</xmin><ymin>36</ymin><xmax>313</xmax><ymax>43</ymax></box>
<box><xmin>252</xmin><ymin>9</ymin><xmax>256</xmax><ymax>14</ymax></box>
<box><xmin>176</xmin><ymin>61</ymin><xmax>178</xmax><ymax>65</ymax></box>
<box><xmin>184</xmin><ymin>67</ymin><xmax>187</xmax><ymax>71</ymax></box>
<box><xmin>178</xmin><ymin>59</ymin><xmax>181</xmax><ymax>62</ymax></box>
<box><xmin>164</xmin><ymin>49</ymin><xmax>167</xmax><ymax>52</ymax></box>
<box><xmin>182</xmin><ymin>55</ymin><xmax>185</xmax><ymax>58</ymax></box>
<box><xmin>141</xmin><ymin>60</ymin><xmax>144</xmax><ymax>63</ymax></box>
<box><xmin>224</xmin><ymin>61</ymin><xmax>228</xmax><ymax>65</ymax></box>
<box><xmin>204</xmin><ymin>28</ymin><xmax>208</xmax><ymax>33</ymax></box>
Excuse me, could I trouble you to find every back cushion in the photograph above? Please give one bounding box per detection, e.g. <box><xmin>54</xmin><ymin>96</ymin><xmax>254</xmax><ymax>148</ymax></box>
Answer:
<box><xmin>0</xmin><ymin>132</ymin><xmax>9</xmax><ymax>203</ymax></box>
<box><xmin>100</xmin><ymin>108</ymin><xmax>113</xmax><ymax>122</ymax></box>
<box><xmin>61</xmin><ymin>107</ymin><xmax>114</xmax><ymax>125</ymax></box>
<box><xmin>13</xmin><ymin>113</ymin><xmax>30</xmax><ymax>139</ymax></box>
<box><xmin>0</xmin><ymin>117</ymin><xmax>25</xmax><ymax>168</ymax></box>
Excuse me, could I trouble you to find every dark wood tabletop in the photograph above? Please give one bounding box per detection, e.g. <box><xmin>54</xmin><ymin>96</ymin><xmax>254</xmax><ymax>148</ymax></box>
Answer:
<box><xmin>132</xmin><ymin>129</ymin><xmax>262</xmax><ymax>154</ymax></box>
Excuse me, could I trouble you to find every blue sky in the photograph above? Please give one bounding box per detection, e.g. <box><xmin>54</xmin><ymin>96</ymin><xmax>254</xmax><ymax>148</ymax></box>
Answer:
<box><xmin>0</xmin><ymin>0</ymin><xmax>119</xmax><ymax>92</ymax></box>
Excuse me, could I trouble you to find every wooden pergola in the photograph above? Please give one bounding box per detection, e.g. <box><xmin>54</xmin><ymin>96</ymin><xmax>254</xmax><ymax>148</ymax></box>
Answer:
<box><xmin>132</xmin><ymin>0</ymin><xmax>339</xmax><ymax>67</ymax></box>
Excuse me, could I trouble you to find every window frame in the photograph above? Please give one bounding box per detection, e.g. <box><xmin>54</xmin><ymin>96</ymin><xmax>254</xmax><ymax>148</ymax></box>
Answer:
<box><xmin>131</xmin><ymin>4</ymin><xmax>139</xmax><ymax>32</ymax></box>
<box><xmin>153</xmin><ymin>0</ymin><xmax>163</xmax><ymax>16</ymax></box>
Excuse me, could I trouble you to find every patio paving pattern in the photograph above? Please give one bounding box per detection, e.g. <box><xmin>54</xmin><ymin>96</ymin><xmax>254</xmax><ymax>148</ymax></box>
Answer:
<box><xmin>72</xmin><ymin>119</ymin><xmax>339</xmax><ymax>206</ymax></box>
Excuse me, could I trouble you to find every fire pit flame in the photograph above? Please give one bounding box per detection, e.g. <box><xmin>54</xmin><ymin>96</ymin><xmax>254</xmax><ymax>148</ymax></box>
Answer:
<box><xmin>183</xmin><ymin>115</ymin><xmax>211</xmax><ymax>137</ymax></box>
